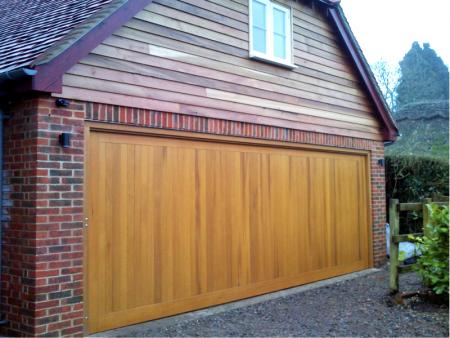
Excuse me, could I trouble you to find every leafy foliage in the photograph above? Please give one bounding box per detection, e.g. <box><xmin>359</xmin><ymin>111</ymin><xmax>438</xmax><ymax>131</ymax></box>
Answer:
<box><xmin>410</xmin><ymin>204</ymin><xmax>449</xmax><ymax>295</ymax></box>
<box><xmin>396</xmin><ymin>42</ymin><xmax>449</xmax><ymax>111</ymax></box>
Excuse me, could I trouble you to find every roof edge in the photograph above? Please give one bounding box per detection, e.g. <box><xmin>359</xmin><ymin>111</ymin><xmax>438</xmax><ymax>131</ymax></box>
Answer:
<box><xmin>31</xmin><ymin>0</ymin><xmax>152</xmax><ymax>93</ymax></box>
<box><xmin>31</xmin><ymin>0</ymin><xmax>128</xmax><ymax>67</ymax></box>
<box><xmin>316</xmin><ymin>0</ymin><xmax>341</xmax><ymax>6</ymax></box>
<box><xmin>328</xmin><ymin>6</ymin><xmax>399</xmax><ymax>142</ymax></box>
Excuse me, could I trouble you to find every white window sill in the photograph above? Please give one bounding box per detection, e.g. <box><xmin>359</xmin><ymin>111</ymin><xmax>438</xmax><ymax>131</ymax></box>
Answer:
<box><xmin>249</xmin><ymin>54</ymin><xmax>297</xmax><ymax>69</ymax></box>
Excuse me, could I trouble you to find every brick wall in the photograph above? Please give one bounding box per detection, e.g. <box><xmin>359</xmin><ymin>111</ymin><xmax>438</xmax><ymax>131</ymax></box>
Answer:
<box><xmin>2</xmin><ymin>97</ymin><xmax>40</xmax><ymax>336</ymax></box>
<box><xmin>2</xmin><ymin>96</ymin><xmax>386</xmax><ymax>336</ymax></box>
<box><xmin>2</xmin><ymin>96</ymin><xmax>85</xmax><ymax>336</ymax></box>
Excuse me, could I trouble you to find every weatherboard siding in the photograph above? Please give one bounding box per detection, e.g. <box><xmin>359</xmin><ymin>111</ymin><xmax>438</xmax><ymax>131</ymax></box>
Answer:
<box><xmin>59</xmin><ymin>0</ymin><xmax>383</xmax><ymax>140</ymax></box>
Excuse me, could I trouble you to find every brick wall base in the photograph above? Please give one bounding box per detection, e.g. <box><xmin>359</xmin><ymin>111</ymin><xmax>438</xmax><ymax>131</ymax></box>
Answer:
<box><xmin>2</xmin><ymin>95</ymin><xmax>386</xmax><ymax>336</ymax></box>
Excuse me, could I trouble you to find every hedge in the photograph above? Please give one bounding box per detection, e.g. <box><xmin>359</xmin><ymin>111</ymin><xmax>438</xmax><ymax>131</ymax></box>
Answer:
<box><xmin>385</xmin><ymin>155</ymin><xmax>449</xmax><ymax>233</ymax></box>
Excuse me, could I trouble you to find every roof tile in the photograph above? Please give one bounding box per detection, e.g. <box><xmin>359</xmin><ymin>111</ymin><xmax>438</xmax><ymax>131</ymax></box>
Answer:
<box><xmin>0</xmin><ymin>0</ymin><xmax>114</xmax><ymax>72</ymax></box>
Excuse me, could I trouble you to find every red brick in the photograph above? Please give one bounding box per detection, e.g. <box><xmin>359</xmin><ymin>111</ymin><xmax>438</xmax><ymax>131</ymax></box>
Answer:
<box><xmin>47</xmin><ymin>320</ymin><xmax>72</xmax><ymax>331</ymax></box>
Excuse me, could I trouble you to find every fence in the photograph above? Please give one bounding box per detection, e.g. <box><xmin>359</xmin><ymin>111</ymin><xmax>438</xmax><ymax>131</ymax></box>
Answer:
<box><xmin>389</xmin><ymin>197</ymin><xmax>449</xmax><ymax>294</ymax></box>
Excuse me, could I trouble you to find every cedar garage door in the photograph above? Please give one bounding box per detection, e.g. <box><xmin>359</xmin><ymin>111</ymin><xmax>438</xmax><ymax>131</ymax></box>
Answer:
<box><xmin>86</xmin><ymin>127</ymin><xmax>371</xmax><ymax>333</ymax></box>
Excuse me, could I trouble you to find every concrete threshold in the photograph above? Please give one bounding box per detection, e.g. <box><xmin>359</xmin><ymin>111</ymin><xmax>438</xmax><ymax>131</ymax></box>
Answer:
<box><xmin>92</xmin><ymin>268</ymin><xmax>380</xmax><ymax>337</ymax></box>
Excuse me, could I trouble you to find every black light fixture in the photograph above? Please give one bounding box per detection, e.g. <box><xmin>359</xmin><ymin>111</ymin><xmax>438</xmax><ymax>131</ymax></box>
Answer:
<box><xmin>378</xmin><ymin>158</ymin><xmax>385</xmax><ymax>167</ymax></box>
<box><xmin>55</xmin><ymin>98</ymin><xmax>70</xmax><ymax>108</ymax></box>
<box><xmin>59</xmin><ymin>133</ymin><xmax>71</xmax><ymax>148</ymax></box>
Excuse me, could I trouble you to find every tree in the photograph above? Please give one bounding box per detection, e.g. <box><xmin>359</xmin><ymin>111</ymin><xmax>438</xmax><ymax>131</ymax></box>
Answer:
<box><xmin>371</xmin><ymin>60</ymin><xmax>400</xmax><ymax>112</ymax></box>
<box><xmin>396</xmin><ymin>42</ymin><xmax>449</xmax><ymax>110</ymax></box>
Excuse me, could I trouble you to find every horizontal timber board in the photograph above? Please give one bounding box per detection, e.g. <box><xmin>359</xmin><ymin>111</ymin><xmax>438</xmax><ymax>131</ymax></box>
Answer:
<box><xmin>180</xmin><ymin>0</ymin><xmax>248</xmax><ymax>23</ymax></box>
<box><xmin>150</xmin><ymin>1</ymin><xmax>338</xmax><ymax>47</ymax></box>
<box><xmin>133</xmin><ymin>12</ymin><xmax>354</xmax><ymax>80</ymax></box>
<box><xmin>212</xmin><ymin>0</ymin><xmax>339</xmax><ymax>38</ymax></box>
<box><xmin>208</xmin><ymin>0</ymin><xmax>248</xmax><ymax>13</ymax></box>
<box><xmin>145</xmin><ymin>1</ymin><xmax>349</xmax><ymax>62</ymax></box>
<box><xmin>151</xmin><ymin>0</ymin><xmax>249</xmax><ymax>32</ymax></box>
<box><xmin>178</xmin><ymin>0</ymin><xmax>334</xmax><ymax>34</ymax></box>
<box><xmin>399</xmin><ymin>203</ymin><xmax>422</xmax><ymax>211</ymax></box>
<box><xmin>135</xmin><ymin>10</ymin><xmax>248</xmax><ymax>50</ymax></box>
<box><xmin>111</xmin><ymin>29</ymin><xmax>363</xmax><ymax>99</ymax></box>
<box><xmin>151</xmin><ymin>0</ymin><xmax>343</xmax><ymax>60</ymax></box>
<box><xmin>123</xmin><ymin>19</ymin><xmax>361</xmax><ymax>88</ymax></box>
<box><xmin>77</xmin><ymin>54</ymin><xmax>377</xmax><ymax>126</ymax></box>
<box><xmin>146</xmin><ymin>4</ymin><xmax>249</xmax><ymax>41</ymax></box>
<box><xmin>99</xmin><ymin>35</ymin><xmax>371</xmax><ymax>111</ymax></box>
<box><xmin>146</xmin><ymin>4</ymin><xmax>349</xmax><ymax>71</ymax></box>
<box><xmin>67</xmin><ymin>63</ymin><xmax>381</xmax><ymax>134</ymax></box>
<box><xmin>113</xmin><ymin>27</ymin><xmax>367</xmax><ymax>102</ymax></box>
<box><xmin>90</xmin><ymin>43</ymin><xmax>372</xmax><ymax>115</ymax></box>
<box><xmin>56</xmin><ymin>86</ymin><xmax>383</xmax><ymax>141</ymax></box>
<box><xmin>62</xmin><ymin>72</ymin><xmax>379</xmax><ymax>129</ymax></box>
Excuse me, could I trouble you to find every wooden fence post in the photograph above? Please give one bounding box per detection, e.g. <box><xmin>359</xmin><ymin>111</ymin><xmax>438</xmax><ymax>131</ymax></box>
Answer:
<box><xmin>389</xmin><ymin>199</ymin><xmax>400</xmax><ymax>294</ymax></box>
<box><xmin>423</xmin><ymin>197</ymin><xmax>432</xmax><ymax>236</ymax></box>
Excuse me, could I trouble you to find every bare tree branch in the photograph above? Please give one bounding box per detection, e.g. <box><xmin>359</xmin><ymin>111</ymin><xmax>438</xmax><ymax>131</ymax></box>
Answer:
<box><xmin>371</xmin><ymin>60</ymin><xmax>400</xmax><ymax>113</ymax></box>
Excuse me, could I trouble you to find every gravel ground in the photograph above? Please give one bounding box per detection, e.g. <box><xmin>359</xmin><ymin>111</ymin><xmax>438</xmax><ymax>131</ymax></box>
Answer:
<box><xmin>108</xmin><ymin>267</ymin><xmax>449</xmax><ymax>337</ymax></box>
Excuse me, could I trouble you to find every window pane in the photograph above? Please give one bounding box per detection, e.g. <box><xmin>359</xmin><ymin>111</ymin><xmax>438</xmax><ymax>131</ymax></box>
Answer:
<box><xmin>253</xmin><ymin>27</ymin><xmax>266</xmax><ymax>53</ymax></box>
<box><xmin>252</xmin><ymin>0</ymin><xmax>266</xmax><ymax>28</ymax></box>
<box><xmin>252</xmin><ymin>0</ymin><xmax>266</xmax><ymax>53</ymax></box>
<box><xmin>273</xmin><ymin>8</ymin><xmax>286</xmax><ymax>36</ymax></box>
<box><xmin>274</xmin><ymin>34</ymin><xmax>286</xmax><ymax>59</ymax></box>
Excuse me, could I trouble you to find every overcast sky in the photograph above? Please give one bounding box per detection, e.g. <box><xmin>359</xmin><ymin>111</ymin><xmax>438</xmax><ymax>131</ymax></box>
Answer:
<box><xmin>340</xmin><ymin>0</ymin><xmax>450</xmax><ymax>67</ymax></box>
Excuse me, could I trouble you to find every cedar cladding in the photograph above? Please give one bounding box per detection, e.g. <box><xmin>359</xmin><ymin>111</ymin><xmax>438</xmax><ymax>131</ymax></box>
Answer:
<box><xmin>59</xmin><ymin>0</ymin><xmax>382</xmax><ymax>140</ymax></box>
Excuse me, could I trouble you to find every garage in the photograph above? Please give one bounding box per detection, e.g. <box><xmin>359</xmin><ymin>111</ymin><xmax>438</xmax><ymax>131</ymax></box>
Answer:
<box><xmin>86</xmin><ymin>125</ymin><xmax>371</xmax><ymax>333</ymax></box>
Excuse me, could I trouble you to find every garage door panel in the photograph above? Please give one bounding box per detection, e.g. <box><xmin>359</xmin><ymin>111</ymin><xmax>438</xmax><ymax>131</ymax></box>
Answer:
<box><xmin>87</xmin><ymin>130</ymin><xmax>371</xmax><ymax>333</ymax></box>
<box><xmin>268</xmin><ymin>153</ymin><xmax>290</xmax><ymax>279</ymax></box>
<box><xmin>334</xmin><ymin>158</ymin><xmax>364</xmax><ymax>266</ymax></box>
<box><xmin>288</xmin><ymin>156</ymin><xmax>310</xmax><ymax>275</ymax></box>
<box><xmin>248</xmin><ymin>152</ymin><xmax>276</xmax><ymax>283</ymax></box>
<box><xmin>133</xmin><ymin>145</ymin><xmax>156</xmax><ymax>308</ymax></box>
<box><xmin>309</xmin><ymin>157</ymin><xmax>332</xmax><ymax>271</ymax></box>
<box><xmin>205</xmin><ymin>150</ymin><xmax>230</xmax><ymax>292</ymax></box>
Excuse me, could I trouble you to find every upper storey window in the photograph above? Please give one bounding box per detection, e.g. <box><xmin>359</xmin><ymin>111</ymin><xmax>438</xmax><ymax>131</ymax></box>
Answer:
<box><xmin>249</xmin><ymin>0</ymin><xmax>294</xmax><ymax>68</ymax></box>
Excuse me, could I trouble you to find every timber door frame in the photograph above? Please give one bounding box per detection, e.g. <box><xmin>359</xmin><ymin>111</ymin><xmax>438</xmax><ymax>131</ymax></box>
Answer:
<box><xmin>83</xmin><ymin>121</ymin><xmax>374</xmax><ymax>334</ymax></box>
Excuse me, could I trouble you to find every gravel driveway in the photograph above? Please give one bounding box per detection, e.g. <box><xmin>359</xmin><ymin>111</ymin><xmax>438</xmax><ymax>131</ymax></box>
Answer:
<box><xmin>99</xmin><ymin>267</ymin><xmax>449</xmax><ymax>337</ymax></box>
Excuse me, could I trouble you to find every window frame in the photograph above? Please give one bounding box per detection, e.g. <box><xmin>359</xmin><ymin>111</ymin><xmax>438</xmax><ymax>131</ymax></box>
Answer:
<box><xmin>249</xmin><ymin>0</ymin><xmax>296</xmax><ymax>68</ymax></box>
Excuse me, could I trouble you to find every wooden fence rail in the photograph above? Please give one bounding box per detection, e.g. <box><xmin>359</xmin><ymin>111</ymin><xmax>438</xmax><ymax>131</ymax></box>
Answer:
<box><xmin>389</xmin><ymin>197</ymin><xmax>449</xmax><ymax>294</ymax></box>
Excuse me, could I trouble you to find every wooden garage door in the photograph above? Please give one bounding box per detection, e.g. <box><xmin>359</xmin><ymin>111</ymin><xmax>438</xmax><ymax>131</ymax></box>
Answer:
<box><xmin>86</xmin><ymin>128</ymin><xmax>371</xmax><ymax>333</ymax></box>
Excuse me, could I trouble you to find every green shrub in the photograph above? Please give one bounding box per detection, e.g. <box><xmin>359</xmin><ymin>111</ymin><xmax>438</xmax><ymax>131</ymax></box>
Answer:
<box><xmin>411</xmin><ymin>204</ymin><xmax>449</xmax><ymax>295</ymax></box>
<box><xmin>385</xmin><ymin>155</ymin><xmax>449</xmax><ymax>233</ymax></box>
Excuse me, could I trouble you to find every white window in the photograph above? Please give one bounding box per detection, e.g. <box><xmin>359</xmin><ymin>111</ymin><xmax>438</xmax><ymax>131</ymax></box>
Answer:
<box><xmin>249</xmin><ymin>0</ymin><xmax>294</xmax><ymax>67</ymax></box>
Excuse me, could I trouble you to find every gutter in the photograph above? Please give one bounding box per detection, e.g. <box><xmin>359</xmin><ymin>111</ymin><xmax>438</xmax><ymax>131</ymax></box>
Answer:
<box><xmin>0</xmin><ymin>67</ymin><xmax>37</xmax><ymax>326</ymax></box>
<box><xmin>0</xmin><ymin>68</ymin><xmax>37</xmax><ymax>84</ymax></box>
